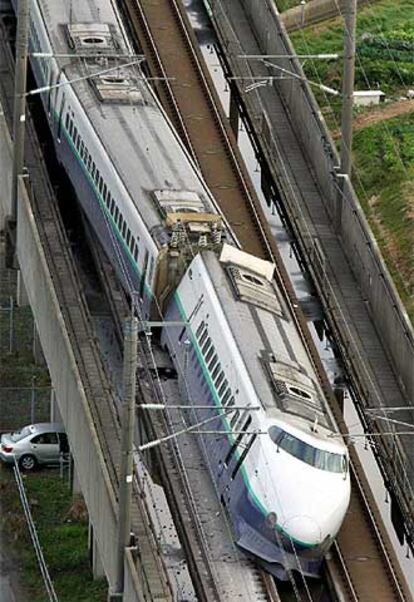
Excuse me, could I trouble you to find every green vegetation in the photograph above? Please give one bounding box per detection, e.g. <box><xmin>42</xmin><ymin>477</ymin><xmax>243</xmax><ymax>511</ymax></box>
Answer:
<box><xmin>276</xmin><ymin>0</ymin><xmax>300</xmax><ymax>11</ymax></box>
<box><xmin>352</xmin><ymin>114</ymin><xmax>414</xmax><ymax>321</ymax></box>
<box><xmin>290</xmin><ymin>0</ymin><xmax>414</xmax><ymax>111</ymax></box>
<box><xmin>0</xmin><ymin>467</ymin><xmax>107</xmax><ymax>602</ymax></box>
<box><xmin>288</xmin><ymin>0</ymin><xmax>414</xmax><ymax>322</ymax></box>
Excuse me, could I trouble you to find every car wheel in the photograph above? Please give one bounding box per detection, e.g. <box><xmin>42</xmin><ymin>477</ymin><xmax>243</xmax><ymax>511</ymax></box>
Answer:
<box><xmin>18</xmin><ymin>454</ymin><xmax>37</xmax><ymax>472</ymax></box>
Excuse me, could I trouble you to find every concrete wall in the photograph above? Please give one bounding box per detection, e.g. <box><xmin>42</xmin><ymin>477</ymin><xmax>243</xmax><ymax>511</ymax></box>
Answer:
<box><xmin>241</xmin><ymin>0</ymin><xmax>414</xmax><ymax>403</ymax></box>
<box><xmin>0</xmin><ymin>107</ymin><xmax>12</xmax><ymax>229</ymax></box>
<box><xmin>16</xmin><ymin>178</ymin><xmax>142</xmax><ymax>601</ymax></box>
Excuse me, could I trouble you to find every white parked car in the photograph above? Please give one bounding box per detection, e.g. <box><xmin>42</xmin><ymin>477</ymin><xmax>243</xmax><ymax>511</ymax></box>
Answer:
<box><xmin>0</xmin><ymin>423</ymin><xmax>69</xmax><ymax>471</ymax></box>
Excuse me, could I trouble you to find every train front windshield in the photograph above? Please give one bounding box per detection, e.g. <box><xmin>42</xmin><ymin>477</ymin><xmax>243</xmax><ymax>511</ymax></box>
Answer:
<box><xmin>269</xmin><ymin>426</ymin><xmax>347</xmax><ymax>473</ymax></box>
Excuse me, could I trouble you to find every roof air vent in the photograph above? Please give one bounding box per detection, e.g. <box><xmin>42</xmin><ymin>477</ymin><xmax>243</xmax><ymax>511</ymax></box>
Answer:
<box><xmin>227</xmin><ymin>265</ymin><xmax>282</xmax><ymax>315</ymax></box>
<box><xmin>66</xmin><ymin>23</ymin><xmax>119</xmax><ymax>54</ymax></box>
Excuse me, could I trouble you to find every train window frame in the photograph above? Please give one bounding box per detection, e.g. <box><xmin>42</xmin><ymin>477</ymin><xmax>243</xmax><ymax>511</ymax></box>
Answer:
<box><xmin>215</xmin><ymin>371</ymin><xmax>225</xmax><ymax>388</ymax></box>
<box><xmin>202</xmin><ymin>337</ymin><xmax>212</xmax><ymax>355</ymax></box>
<box><xmin>208</xmin><ymin>353</ymin><xmax>218</xmax><ymax>371</ymax></box>
<box><xmin>199</xmin><ymin>329</ymin><xmax>208</xmax><ymax>346</ymax></box>
<box><xmin>222</xmin><ymin>389</ymin><xmax>232</xmax><ymax>406</ymax></box>
<box><xmin>218</xmin><ymin>380</ymin><xmax>228</xmax><ymax>398</ymax></box>
<box><xmin>230</xmin><ymin>410</ymin><xmax>240</xmax><ymax>428</ymax></box>
<box><xmin>226</xmin><ymin>395</ymin><xmax>235</xmax><ymax>408</ymax></box>
<box><xmin>205</xmin><ymin>346</ymin><xmax>215</xmax><ymax>363</ymax></box>
<box><xmin>211</xmin><ymin>364</ymin><xmax>221</xmax><ymax>382</ymax></box>
<box><xmin>196</xmin><ymin>321</ymin><xmax>205</xmax><ymax>338</ymax></box>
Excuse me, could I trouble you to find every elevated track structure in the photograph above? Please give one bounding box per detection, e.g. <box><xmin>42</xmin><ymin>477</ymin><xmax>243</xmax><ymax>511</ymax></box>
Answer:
<box><xmin>119</xmin><ymin>0</ymin><xmax>412</xmax><ymax>599</ymax></box>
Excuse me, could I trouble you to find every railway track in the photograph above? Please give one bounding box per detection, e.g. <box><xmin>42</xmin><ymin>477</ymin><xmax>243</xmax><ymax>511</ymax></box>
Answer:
<box><xmin>89</xmin><ymin>223</ymin><xmax>274</xmax><ymax>602</ymax></box>
<box><xmin>0</xmin><ymin>23</ymin><xmax>173</xmax><ymax>601</ymax></box>
<box><xmin>118</xmin><ymin>1</ymin><xmax>412</xmax><ymax>600</ymax></box>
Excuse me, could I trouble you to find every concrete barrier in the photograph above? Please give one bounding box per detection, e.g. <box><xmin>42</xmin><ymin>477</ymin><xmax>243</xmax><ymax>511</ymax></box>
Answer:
<box><xmin>16</xmin><ymin>178</ymin><xmax>143</xmax><ymax>600</ymax></box>
<box><xmin>242</xmin><ymin>0</ymin><xmax>414</xmax><ymax>404</ymax></box>
<box><xmin>0</xmin><ymin>107</ymin><xmax>12</xmax><ymax>229</ymax></box>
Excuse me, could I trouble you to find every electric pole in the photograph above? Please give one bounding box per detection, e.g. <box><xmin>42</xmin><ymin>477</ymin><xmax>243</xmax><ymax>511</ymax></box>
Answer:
<box><xmin>339</xmin><ymin>0</ymin><xmax>357</xmax><ymax>179</ymax></box>
<box><xmin>11</xmin><ymin>0</ymin><xmax>30</xmax><ymax>222</ymax></box>
<box><xmin>336</xmin><ymin>0</ymin><xmax>357</xmax><ymax>230</ymax></box>
<box><xmin>112</xmin><ymin>316</ymin><xmax>138</xmax><ymax>600</ymax></box>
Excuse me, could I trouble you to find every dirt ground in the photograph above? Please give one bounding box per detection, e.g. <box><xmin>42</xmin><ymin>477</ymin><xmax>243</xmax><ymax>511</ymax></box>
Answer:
<box><xmin>332</xmin><ymin>98</ymin><xmax>414</xmax><ymax>138</ymax></box>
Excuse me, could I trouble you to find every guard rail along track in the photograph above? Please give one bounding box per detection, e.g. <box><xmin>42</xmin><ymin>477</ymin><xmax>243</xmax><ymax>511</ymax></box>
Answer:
<box><xmin>89</xmin><ymin>227</ymin><xmax>274</xmax><ymax>602</ymax></box>
<box><xmin>0</xmin><ymin>22</ymin><xmax>172</xmax><ymax>601</ymax></box>
<box><xmin>118</xmin><ymin>0</ymin><xmax>412</xmax><ymax>599</ymax></box>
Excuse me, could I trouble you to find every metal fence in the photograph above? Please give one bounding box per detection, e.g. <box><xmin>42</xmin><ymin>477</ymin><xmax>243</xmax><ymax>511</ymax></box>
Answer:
<box><xmin>0</xmin><ymin>386</ymin><xmax>51</xmax><ymax>432</ymax></box>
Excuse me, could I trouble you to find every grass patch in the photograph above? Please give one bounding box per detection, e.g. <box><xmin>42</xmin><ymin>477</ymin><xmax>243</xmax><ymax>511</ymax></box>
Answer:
<box><xmin>0</xmin><ymin>466</ymin><xmax>107</xmax><ymax>602</ymax></box>
<box><xmin>352</xmin><ymin>113</ymin><xmax>414</xmax><ymax>321</ymax></box>
<box><xmin>290</xmin><ymin>0</ymin><xmax>414</xmax><ymax>118</ymax></box>
<box><xmin>276</xmin><ymin>0</ymin><xmax>300</xmax><ymax>11</ymax></box>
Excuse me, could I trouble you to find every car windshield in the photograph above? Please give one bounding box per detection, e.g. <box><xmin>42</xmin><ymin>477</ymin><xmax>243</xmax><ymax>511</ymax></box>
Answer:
<box><xmin>269</xmin><ymin>425</ymin><xmax>347</xmax><ymax>473</ymax></box>
<box><xmin>11</xmin><ymin>426</ymin><xmax>32</xmax><ymax>442</ymax></box>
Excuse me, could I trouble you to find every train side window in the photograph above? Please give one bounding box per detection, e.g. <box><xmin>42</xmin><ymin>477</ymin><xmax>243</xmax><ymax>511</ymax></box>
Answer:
<box><xmin>230</xmin><ymin>410</ymin><xmax>240</xmax><ymax>428</ymax></box>
<box><xmin>232</xmin><ymin>431</ymin><xmax>257</xmax><ymax>480</ymax></box>
<box><xmin>114</xmin><ymin>206</ymin><xmax>119</xmax><ymax>222</ymax></box>
<box><xmin>65</xmin><ymin>113</ymin><xmax>70</xmax><ymax>129</ymax></box>
<box><xmin>106</xmin><ymin>192</ymin><xmax>111</xmax><ymax>208</ymax></box>
<box><xmin>130</xmin><ymin>237</ymin><xmax>135</xmax><ymax>255</ymax></box>
<box><xmin>91</xmin><ymin>162</ymin><xmax>96</xmax><ymax>178</ymax></box>
<box><xmin>196</xmin><ymin>322</ymin><xmax>205</xmax><ymax>338</ymax></box>
<box><xmin>110</xmin><ymin>198</ymin><xmax>115</xmax><ymax>215</ymax></box>
<box><xmin>80</xmin><ymin>141</ymin><xmax>85</xmax><ymax>159</ymax></box>
<box><xmin>69</xmin><ymin>119</ymin><xmax>73</xmax><ymax>136</ymax></box>
<box><xmin>211</xmin><ymin>364</ymin><xmax>221</xmax><ymax>382</ymax></box>
<box><xmin>122</xmin><ymin>220</ymin><xmax>127</xmax><ymax>238</ymax></box>
<box><xmin>95</xmin><ymin>169</ymin><xmax>100</xmax><ymax>185</ymax></box>
<box><xmin>224</xmin><ymin>417</ymin><xmax>253</xmax><ymax>469</ymax></box>
<box><xmin>73</xmin><ymin>126</ymin><xmax>78</xmax><ymax>142</ymax></box>
<box><xmin>202</xmin><ymin>337</ymin><xmax>212</xmax><ymax>355</ymax></box>
<box><xmin>103</xmin><ymin>183</ymin><xmax>107</xmax><ymax>201</ymax></box>
<box><xmin>118</xmin><ymin>214</ymin><xmax>123</xmax><ymax>231</ymax></box>
<box><xmin>208</xmin><ymin>354</ymin><xmax>218</xmax><ymax>371</ymax></box>
<box><xmin>222</xmin><ymin>389</ymin><xmax>232</xmax><ymax>406</ymax></box>
<box><xmin>98</xmin><ymin>177</ymin><xmax>103</xmax><ymax>194</ymax></box>
<box><xmin>218</xmin><ymin>380</ymin><xmax>228</xmax><ymax>398</ymax></box>
<box><xmin>215</xmin><ymin>371</ymin><xmax>225</xmax><ymax>388</ymax></box>
<box><xmin>199</xmin><ymin>329</ymin><xmax>208</xmax><ymax>346</ymax></box>
<box><xmin>226</xmin><ymin>396</ymin><xmax>235</xmax><ymax>408</ymax></box>
<box><xmin>76</xmin><ymin>135</ymin><xmax>81</xmax><ymax>151</ymax></box>
<box><xmin>205</xmin><ymin>346</ymin><xmax>215</xmax><ymax>363</ymax></box>
<box><xmin>126</xmin><ymin>228</ymin><xmax>131</xmax><ymax>246</ymax></box>
<box><xmin>133</xmin><ymin>245</ymin><xmax>139</xmax><ymax>261</ymax></box>
<box><xmin>87</xmin><ymin>154</ymin><xmax>92</xmax><ymax>171</ymax></box>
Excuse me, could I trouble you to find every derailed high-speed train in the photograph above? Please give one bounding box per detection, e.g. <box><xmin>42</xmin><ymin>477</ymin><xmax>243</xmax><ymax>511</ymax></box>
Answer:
<box><xmin>21</xmin><ymin>0</ymin><xmax>350</xmax><ymax>580</ymax></box>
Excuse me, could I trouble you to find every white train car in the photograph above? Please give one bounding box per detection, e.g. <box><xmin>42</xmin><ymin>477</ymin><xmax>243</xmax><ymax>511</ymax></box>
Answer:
<box><xmin>20</xmin><ymin>0</ymin><xmax>351</xmax><ymax>580</ymax></box>
<box><xmin>162</xmin><ymin>244</ymin><xmax>350</xmax><ymax>578</ymax></box>
<box><xmin>25</xmin><ymin>0</ymin><xmax>226</xmax><ymax>316</ymax></box>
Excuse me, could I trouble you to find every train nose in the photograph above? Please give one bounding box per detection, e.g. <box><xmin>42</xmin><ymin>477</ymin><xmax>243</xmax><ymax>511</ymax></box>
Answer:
<box><xmin>282</xmin><ymin>515</ymin><xmax>322</xmax><ymax>546</ymax></box>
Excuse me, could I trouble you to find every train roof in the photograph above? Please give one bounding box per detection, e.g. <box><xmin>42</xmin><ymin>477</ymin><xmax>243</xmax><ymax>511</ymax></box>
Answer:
<box><xmin>202</xmin><ymin>246</ymin><xmax>336</xmax><ymax>432</ymax></box>
<box><xmin>36</xmin><ymin>0</ymin><xmax>219</xmax><ymax>241</ymax></box>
